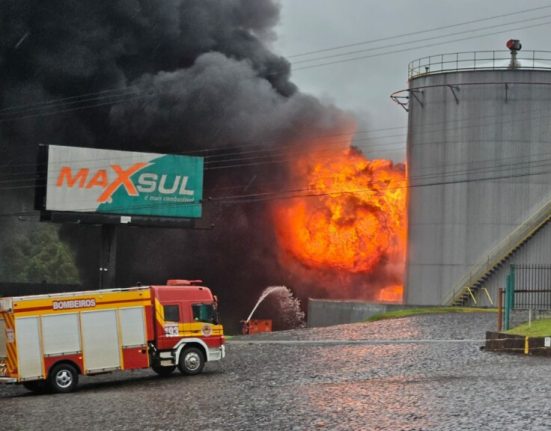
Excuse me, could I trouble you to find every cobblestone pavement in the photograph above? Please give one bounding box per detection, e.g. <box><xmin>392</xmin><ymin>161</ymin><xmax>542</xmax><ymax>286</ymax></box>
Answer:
<box><xmin>1</xmin><ymin>313</ymin><xmax>551</xmax><ymax>430</ymax></box>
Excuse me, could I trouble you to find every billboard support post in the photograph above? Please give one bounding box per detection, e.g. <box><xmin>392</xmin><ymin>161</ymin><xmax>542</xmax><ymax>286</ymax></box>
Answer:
<box><xmin>99</xmin><ymin>225</ymin><xmax>117</xmax><ymax>290</ymax></box>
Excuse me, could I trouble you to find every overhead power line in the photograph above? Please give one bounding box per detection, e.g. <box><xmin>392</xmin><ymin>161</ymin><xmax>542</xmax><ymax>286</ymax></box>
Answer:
<box><xmin>2</xmin><ymin>99</ymin><xmax>551</xmax><ymax>191</ymax></box>
<box><xmin>0</xmin><ymin>8</ymin><xmax>549</xmax><ymax>123</ymax></box>
<box><xmin>0</xmin><ymin>87</ymin><xmax>139</xmax><ymax>115</ymax></box>
<box><xmin>3</xmin><ymin>153</ymin><xmax>551</xmax><ymax>217</ymax></box>
<box><xmin>3</xmin><ymin>140</ymin><xmax>551</xmax><ymax>198</ymax></box>
<box><xmin>2</xmin><ymin>93</ymin><xmax>549</xmax><ymax>175</ymax></box>
<box><xmin>5</xmin><ymin>133</ymin><xmax>551</xmax><ymax>217</ymax></box>
<box><xmin>0</xmin><ymin>93</ymin><xmax>152</xmax><ymax>124</ymax></box>
<box><xmin>291</xmin><ymin>13</ymin><xmax>551</xmax><ymax>66</ymax></box>
<box><xmin>286</xmin><ymin>4</ymin><xmax>551</xmax><ymax>58</ymax></box>
<box><xmin>0</xmin><ymin>5</ymin><xmax>547</xmax><ymax>128</ymax></box>
<box><xmin>1</xmin><ymin>95</ymin><xmax>549</xmax><ymax>183</ymax></box>
<box><xmin>211</xmin><ymin>163</ymin><xmax>551</xmax><ymax>205</ymax></box>
<box><xmin>293</xmin><ymin>19</ymin><xmax>551</xmax><ymax>71</ymax></box>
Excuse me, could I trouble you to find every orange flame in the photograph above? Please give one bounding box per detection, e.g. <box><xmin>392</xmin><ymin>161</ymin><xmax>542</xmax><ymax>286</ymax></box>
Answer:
<box><xmin>376</xmin><ymin>284</ymin><xmax>404</xmax><ymax>303</ymax></box>
<box><xmin>273</xmin><ymin>146</ymin><xmax>407</xmax><ymax>300</ymax></box>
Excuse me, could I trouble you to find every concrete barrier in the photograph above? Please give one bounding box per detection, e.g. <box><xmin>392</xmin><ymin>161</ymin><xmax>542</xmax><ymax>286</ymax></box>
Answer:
<box><xmin>485</xmin><ymin>331</ymin><xmax>551</xmax><ymax>356</ymax></box>
<box><xmin>307</xmin><ymin>299</ymin><xmax>411</xmax><ymax>327</ymax></box>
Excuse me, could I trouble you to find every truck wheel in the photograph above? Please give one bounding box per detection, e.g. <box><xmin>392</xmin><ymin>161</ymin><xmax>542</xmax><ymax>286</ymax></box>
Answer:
<box><xmin>151</xmin><ymin>363</ymin><xmax>176</xmax><ymax>377</ymax></box>
<box><xmin>48</xmin><ymin>363</ymin><xmax>78</xmax><ymax>393</ymax></box>
<box><xmin>178</xmin><ymin>347</ymin><xmax>205</xmax><ymax>375</ymax></box>
<box><xmin>22</xmin><ymin>380</ymin><xmax>48</xmax><ymax>394</ymax></box>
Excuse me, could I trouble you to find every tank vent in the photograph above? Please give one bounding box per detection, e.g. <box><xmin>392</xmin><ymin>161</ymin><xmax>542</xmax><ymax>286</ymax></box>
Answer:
<box><xmin>507</xmin><ymin>38</ymin><xmax>522</xmax><ymax>69</ymax></box>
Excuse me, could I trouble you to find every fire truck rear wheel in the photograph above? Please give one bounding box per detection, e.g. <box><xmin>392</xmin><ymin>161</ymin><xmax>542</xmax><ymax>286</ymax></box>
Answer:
<box><xmin>178</xmin><ymin>347</ymin><xmax>205</xmax><ymax>375</ymax></box>
<box><xmin>151</xmin><ymin>363</ymin><xmax>176</xmax><ymax>377</ymax></box>
<box><xmin>48</xmin><ymin>363</ymin><xmax>79</xmax><ymax>393</ymax></box>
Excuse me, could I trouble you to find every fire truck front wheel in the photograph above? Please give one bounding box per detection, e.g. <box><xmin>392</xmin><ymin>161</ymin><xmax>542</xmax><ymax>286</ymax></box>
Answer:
<box><xmin>48</xmin><ymin>363</ymin><xmax>79</xmax><ymax>393</ymax></box>
<box><xmin>178</xmin><ymin>347</ymin><xmax>205</xmax><ymax>375</ymax></box>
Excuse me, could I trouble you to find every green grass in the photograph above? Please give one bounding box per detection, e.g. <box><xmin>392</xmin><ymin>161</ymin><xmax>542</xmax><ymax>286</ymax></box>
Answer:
<box><xmin>367</xmin><ymin>306</ymin><xmax>497</xmax><ymax>322</ymax></box>
<box><xmin>505</xmin><ymin>319</ymin><xmax>551</xmax><ymax>337</ymax></box>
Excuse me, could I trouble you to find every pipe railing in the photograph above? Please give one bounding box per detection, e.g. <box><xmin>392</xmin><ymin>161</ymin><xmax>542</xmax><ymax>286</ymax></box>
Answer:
<box><xmin>409</xmin><ymin>50</ymin><xmax>551</xmax><ymax>79</ymax></box>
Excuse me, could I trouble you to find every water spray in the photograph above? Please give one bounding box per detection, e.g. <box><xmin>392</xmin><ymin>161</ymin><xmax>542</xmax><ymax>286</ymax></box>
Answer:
<box><xmin>242</xmin><ymin>286</ymin><xmax>305</xmax><ymax>334</ymax></box>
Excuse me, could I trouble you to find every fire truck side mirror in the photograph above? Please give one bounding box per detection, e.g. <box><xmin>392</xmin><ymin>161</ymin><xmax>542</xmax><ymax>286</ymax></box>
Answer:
<box><xmin>213</xmin><ymin>297</ymin><xmax>220</xmax><ymax>325</ymax></box>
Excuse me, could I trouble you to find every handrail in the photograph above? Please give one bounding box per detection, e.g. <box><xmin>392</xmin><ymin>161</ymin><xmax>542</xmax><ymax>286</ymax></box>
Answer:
<box><xmin>409</xmin><ymin>50</ymin><xmax>551</xmax><ymax>79</ymax></box>
<box><xmin>481</xmin><ymin>288</ymin><xmax>494</xmax><ymax>306</ymax></box>
<box><xmin>444</xmin><ymin>196</ymin><xmax>551</xmax><ymax>305</ymax></box>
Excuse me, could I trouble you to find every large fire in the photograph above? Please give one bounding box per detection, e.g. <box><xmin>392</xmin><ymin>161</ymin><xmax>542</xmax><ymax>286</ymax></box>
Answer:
<box><xmin>273</xmin><ymin>146</ymin><xmax>407</xmax><ymax>302</ymax></box>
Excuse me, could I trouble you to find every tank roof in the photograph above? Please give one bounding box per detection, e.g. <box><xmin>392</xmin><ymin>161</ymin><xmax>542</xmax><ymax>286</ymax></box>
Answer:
<box><xmin>409</xmin><ymin>50</ymin><xmax>551</xmax><ymax>79</ymax></box>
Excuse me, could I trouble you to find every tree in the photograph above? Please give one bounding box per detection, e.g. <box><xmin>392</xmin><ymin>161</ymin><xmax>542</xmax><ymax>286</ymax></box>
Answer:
<box><xmin>0</xmin><ymin>222</ymin><xmax>80</xmax><ymax>284</ymax></box>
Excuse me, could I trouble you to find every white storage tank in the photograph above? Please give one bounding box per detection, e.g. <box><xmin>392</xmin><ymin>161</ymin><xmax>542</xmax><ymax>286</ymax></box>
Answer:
<box><xmin>397</xmin><ymin>41</ymin><xmax>551</xmax><ymax>306</ymax></box>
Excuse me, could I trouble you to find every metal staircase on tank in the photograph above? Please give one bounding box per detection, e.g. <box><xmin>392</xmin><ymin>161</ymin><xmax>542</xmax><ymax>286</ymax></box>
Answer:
<box><xmin>444</xmin><ymin>197</ymin><xmax>551</xmax><ymax>306</ymax></box>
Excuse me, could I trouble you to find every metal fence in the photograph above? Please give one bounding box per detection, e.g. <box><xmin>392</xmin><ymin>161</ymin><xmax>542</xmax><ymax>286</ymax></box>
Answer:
<box><xmin>501</xmin><ymin>265</ymin><xmax>551</xmax><ymax>330</ymax></box>
<box><xmin>511</xmin><ymin>264</ymin><xmax>551</xmax><ymax>310</ymax></box>
<box><xmin>409</xmin><ymin>50</ymin><xmax>551</xmax><ymax>79</ymax></box>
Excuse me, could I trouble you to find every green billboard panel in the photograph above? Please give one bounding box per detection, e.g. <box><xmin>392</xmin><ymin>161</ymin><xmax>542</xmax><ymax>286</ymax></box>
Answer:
<box><xmin>46</xmin><ymin>146</ymin><xmax>204</xmax><ymax>218</ymax></box>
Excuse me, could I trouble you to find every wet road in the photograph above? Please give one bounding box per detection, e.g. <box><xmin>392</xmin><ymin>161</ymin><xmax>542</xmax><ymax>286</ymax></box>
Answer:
<box><xmin>1</xmin><ymin>313</ymin><xmax>551</xmax><ymax>430</ymax></box>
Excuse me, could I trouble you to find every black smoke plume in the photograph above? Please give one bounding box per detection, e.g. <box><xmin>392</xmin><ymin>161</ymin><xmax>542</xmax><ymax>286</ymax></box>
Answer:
<box><xmin>0</xmin><ymin>0</ymin><xmax>352</xmax><ymax>331</ymax></box>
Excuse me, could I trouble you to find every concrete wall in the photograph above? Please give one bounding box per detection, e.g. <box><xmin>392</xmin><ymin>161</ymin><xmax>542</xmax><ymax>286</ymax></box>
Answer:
<box><xmin>307</xmin><ymin>299</ymin><xmax>411</xmax><ymax>327</ymax></box>
<box><xmin>406</xmin><ymin>69</ymin><xmax>551</xmax><ymax>305</ymax></box>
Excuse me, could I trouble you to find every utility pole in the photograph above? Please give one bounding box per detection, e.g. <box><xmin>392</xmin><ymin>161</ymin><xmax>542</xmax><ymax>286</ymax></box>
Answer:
<box><xmin>99</xmin><ymin>225</ymin><xmax>117</xmax><ymax>290</ymax></box>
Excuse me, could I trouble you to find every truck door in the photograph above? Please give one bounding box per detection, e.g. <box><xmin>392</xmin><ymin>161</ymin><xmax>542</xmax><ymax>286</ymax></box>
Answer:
<box><xmin>15</xmin><ymin>317</ymin><xmax>43</xmax><ymax>380</ymax></box>
<box><xmin>81</xmin><ymin>310</ymin><xmax>121</xmax><ymax>373</ymax></box>
<box><xmin>119</xmin><ymin>307</ymin><xmax>148</xmax><ymax>370</ymax></box>
<box><xmin>155</xmin><ymin>303</ymin><xmax>183</xmax><ymax>349</ymax></box>
<box><xmin>190</xmin><ymin>303</ymin><xmax>219</xmax><ymax>337</ymax></box>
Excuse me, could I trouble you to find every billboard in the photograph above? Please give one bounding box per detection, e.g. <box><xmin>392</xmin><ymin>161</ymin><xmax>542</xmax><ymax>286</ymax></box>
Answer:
<box><xmin>42</xmin><ymin>145</ymin><xmax>203</xmax><ymax>219</ymax></box>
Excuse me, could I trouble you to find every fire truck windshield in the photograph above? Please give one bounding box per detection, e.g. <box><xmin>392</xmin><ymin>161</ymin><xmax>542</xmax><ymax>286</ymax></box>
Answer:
<box><xmin>192</xmin><ymin>304</ymin><xmax>218</xmax><ymax>324</ymax></box>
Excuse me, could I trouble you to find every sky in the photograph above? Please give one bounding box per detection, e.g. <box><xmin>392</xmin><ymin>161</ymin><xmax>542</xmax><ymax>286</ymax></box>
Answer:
<box><xmin>273</xmin><ymin>0</ymin><xmax>551</xmax><ymax>161</ymax></box>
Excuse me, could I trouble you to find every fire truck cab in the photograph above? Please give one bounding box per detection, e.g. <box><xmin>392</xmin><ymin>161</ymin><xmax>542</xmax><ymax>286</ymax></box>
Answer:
<box><xmin>0</xmin><ymin>280</ymin><xmax>224</xmax><ymax>393</ymax></box>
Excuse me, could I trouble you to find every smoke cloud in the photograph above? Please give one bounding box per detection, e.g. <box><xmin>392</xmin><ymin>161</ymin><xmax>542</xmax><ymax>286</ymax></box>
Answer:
<box><xmin>0</xmin><ymin>0</ymin><xmax>370</xmax><ymax>331</ymax></box>
<box><xmin>110</xmin><ymin>51</ymin><xmax>347</xmax><ymax>152</ymax></box>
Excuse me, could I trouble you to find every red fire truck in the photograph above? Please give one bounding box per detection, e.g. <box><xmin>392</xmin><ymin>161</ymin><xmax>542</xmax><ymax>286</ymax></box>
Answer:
<box><xmin>0</xmin><ymin>280</ymin><xmax>225</xmax><ymax>393</ymax></box>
